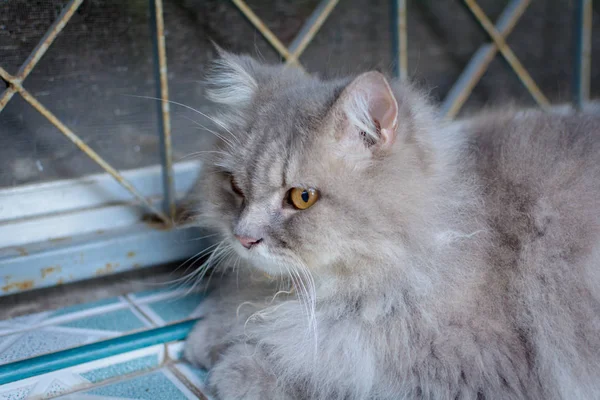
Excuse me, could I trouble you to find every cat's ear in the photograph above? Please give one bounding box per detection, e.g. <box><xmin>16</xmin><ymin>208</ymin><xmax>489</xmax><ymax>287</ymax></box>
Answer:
<box><xmin>205</xmin><ymin>49</ymin><xmax>260</xmax><ymax>107</ymax></box>
<box><xmin>336</xmin><ymin>71</ymin><xmax>398</xmax><ymax>155</ymax></box>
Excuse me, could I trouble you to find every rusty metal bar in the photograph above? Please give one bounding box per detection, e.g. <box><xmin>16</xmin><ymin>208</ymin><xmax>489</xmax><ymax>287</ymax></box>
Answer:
<box><xmin>573</xmin><ymin>0</ymin><xmax>593</xmax><ymax>109</ymax></box>
<box><xmin>0</xmin><ymin>87</ymin><xmax>16</xmax><ymax>111</ymax></box>
<box><xmin>149</xmin><ymin>0</ymin><xmax>176</xmax><ymax>222</ymax></box>
<box><xmin>286</xmin><ymin>0</ymin><xmax>340</xmax><ymax>65</ymax></box>
<box><xmin>0</xmin><ymin>0</ymin><xmax>83</xmax><ymax>114</ymax></box>
<box><xmin>464</xmin><ymin>0</ymin><xmax>550</xmax><ymax>109</ymax></box>
<box><xmin>231</xmin><ymin>0</ymin><xmax>295</xmax><ymax>62</ymax></box>
<box><xmin>0</xmin><ymin>67</ymin><xmax>170</xmax><ymax>224</ymax></box>
<box><xmin>442</xmin><ymin>0</ymin><xmax>530</xmax><ymax>118</ymax></box>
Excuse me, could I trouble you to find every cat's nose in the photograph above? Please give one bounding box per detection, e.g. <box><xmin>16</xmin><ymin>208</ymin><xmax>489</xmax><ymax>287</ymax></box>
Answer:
<box><xmin>235</xmin><ymin>235</ymin><xmax>263</xmax><ymax>249</ymax></box>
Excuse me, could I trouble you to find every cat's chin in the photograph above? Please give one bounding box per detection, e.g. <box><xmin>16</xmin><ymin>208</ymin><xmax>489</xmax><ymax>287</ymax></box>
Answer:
<box><xmin>231</xmin><ymin>240</ymin><xmax>286</xmax><ymax>276</ymax></box>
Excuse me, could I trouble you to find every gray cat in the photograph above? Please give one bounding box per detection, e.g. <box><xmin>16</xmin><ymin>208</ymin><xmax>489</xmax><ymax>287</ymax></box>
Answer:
<box><xmin>184</xmin><ymin>51</ymin><xmax>600</xmax><ymax>400</ymax></box>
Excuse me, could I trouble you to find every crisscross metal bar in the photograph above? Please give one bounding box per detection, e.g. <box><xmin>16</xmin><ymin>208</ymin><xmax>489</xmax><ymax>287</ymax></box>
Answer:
<box><xmin>441</xmin><ymin>0</ymin><xmax>530</xmax><ymax>118</ymax></box>
<box><xmin>464</xmin><ymin>0</ymin><xmax>550</xmax><ymax>109</ymax></box>
<box><xmin>0</xmin><ymin>67</ymin><xmax>170</xmax><ymax>224</ymax></box>
<box><xmin>286</xmin><ymin>0</ymin><xmax>340</xmax><ymax>65</ymax></box>
<box><xmin>0</xmin><ymin>0</ymin><xmax>84</xmax><ymax>113</ymax></box>
<box><xmin>231</xmin><ymin>0</ymin><xmax>338</xmax><ymax>70</ymax></box>
<box><xmin>232</xmin><ymin>0</ymin><xmax>295</xmax><ymax>63</ymax></box>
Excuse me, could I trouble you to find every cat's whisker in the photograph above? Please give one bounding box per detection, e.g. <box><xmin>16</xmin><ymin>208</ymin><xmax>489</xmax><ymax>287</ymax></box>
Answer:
<box><xmin>144</xmin><ymin>242</ymin><xmax>221</xmax><ymax>290</ymax></box>
<box><xmin>282</xmin><ymin>259</ymin><xmax>316</xmax><ymax>336</ymax></box>
<box><xmin>123</xmin><ymin>94</ymin><xmax>239</xmax><ymax>142</ymax></box>
<box><xmin>180</xmin><ymin>115</ymin><xmax>237</xmax><ymax>149</ymax></box>
<box><xmin>177</xmin><ymin>150</ymin><xmax>230</xmax><ymax>162</ymax></box>
<box><xmin>187</xmin><ymin>241</ymin><xmax>234</xmax><ymax>291</ymax></box>
<box><xmin>165</xmin><ymin>240</ymin><xmax>231</xmax><ymax>294</ymax></box>
<box><xmin>182</xmin><ymin>232</ymin><xmax>220</xmax><ymax>242</ymax></box>
<box><xmin>201</xmin><ymin>247</ymin><xmax>235</xmax><ymax>293</ymax></box>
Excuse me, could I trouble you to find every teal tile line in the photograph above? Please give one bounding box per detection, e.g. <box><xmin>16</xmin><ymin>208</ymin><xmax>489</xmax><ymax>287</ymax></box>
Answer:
<box><xmin>86</xmin><ymin>370</ymin><xmax>190</xmax><ymax>399</ymax></box>
<box><xmin>60</xmin><ymin>309</ymin><xmax>146</xmax><ymax>332</ymax></box>
<box><xmin>0</xmin><ymin>320</ymin><xmax>198</xmax><ymax>385</ymax></box>
<box><xmin>48</xmin><ymin>297</ymin><xmax>122</xmax><ymax>319</ymax></box>
<box><xmin>49</xmin><ymin>297</ymin><xmax>122</xmax><ymax>318</ymax></box>
<box><xmin>148</xmin><ymin>293</ymin><xmax>205</xmax><ymax>324</ymax></box>
<box><xmin>130</xmin><ymin>287</ymin><xmax>182</xmax><ymax>300</ymax></box>
<box><xmin>80</xmin><ymin>354</ymin><xmax>159</xmax><ymax>383</ymax></box>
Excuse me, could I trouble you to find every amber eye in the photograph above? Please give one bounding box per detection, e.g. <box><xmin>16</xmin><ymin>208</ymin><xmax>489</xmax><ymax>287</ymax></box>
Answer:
<box><xmin>230</xmin><ymin>176</ymin><xmax>243</xmax><ymax>196</ymax></box>
<box><xmin>288</xmin><ymin>187</ymin><xmax>319</xmax><ymax>210</ymax></box>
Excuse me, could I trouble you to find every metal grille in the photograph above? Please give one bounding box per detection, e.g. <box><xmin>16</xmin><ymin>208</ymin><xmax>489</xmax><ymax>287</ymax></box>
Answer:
<box><xmin>0</xmin><ymin>0</ymin><xmax>596</xmax><ymax>296</ymax></box>
<box><xmin>0</xmin><ymin>0</ymin><xmax>596</xmax><ymax>386</ymax></box>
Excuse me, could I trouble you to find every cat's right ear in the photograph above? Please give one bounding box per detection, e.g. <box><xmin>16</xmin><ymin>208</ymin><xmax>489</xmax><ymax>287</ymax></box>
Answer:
<box><xmin>205</xmin><ymin>49</ymin><xmax>260</xmax><ymax>107</ymax></box>
<box><xmin>333</xmin><ymin>71</ymin><xmax>399</xmax><ymax>162</ymax></box>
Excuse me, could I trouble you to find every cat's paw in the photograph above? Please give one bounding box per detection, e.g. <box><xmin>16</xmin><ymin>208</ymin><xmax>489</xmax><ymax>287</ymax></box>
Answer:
<box><xmin>184</xmin><ymin>297</ymin><xmax>237</xmax><ymax>369</ymax></box>
<box><xmin>207</xmin><ymin>343</ymin><xmax>290</xmax><ymax>400</ymax></box>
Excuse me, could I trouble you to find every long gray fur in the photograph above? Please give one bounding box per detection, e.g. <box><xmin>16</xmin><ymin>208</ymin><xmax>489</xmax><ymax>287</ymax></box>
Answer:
<box><xmin>184</xmin><ymin>52</ymin><xmax>600</xmax><ymax>400</ymax></box>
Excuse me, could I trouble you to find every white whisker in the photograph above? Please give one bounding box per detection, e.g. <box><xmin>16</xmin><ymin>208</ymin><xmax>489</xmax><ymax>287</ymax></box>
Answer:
<box><xmin>123</xmin><ymin>94</ymin><xmax>239</xmax><ymax>141</ymax></box>
<box><xmin>180</xmin><ymin>115</ymin><xmax>237</xmax><ymax>148</ymax></box>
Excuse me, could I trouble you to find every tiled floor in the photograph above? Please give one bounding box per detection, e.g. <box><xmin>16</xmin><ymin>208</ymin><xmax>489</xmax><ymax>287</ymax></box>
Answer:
<box><xmin>0</xmin><ymin>287</ymin><xmax>212</xmax><ymax>400</ymax></box>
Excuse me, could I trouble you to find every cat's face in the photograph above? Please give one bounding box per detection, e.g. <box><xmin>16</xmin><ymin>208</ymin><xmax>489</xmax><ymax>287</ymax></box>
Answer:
<box><xmin>195</xmin><ymin>53</ymin><xmax>431</xmax><ymax>276</ymax></box>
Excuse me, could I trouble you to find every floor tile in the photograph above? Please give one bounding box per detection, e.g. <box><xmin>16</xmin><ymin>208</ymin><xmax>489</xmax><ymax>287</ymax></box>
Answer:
<box><xmin>0</xmin><ymin>345</ymin><xmax>165</xmax><ymax>399</ymax></box>
<box><xmin>0</xmin><ymin>307</ymin><xmax>150</xmax><ymax>366</ymax></box>
<box><xmin>138</xmin><ymin>292</ymin><xmax>205</xmax><ymax>326</ymax></box>
<box><xmin>0</xmin><ymin>297</ymin><xmax>129</xmax><ymax>338</ymax></box>
<box><xmin>57</xmin><ymin>369</ymin><xmax>199</xmax><ymax>400</ymax></box>
<box><xmin>0</xmin><ymin>287</ymin><xmax>209</xmax><ymax>399</ymax></box>
<box><xmin>0</xmin><ymin>329</ymin><xmax>98</xmax><ymax>366</ymax></box>
<box><xmin>173</xmin><ymin>363</ymin><xmax>211</xmax><ymax>399</ymax></box>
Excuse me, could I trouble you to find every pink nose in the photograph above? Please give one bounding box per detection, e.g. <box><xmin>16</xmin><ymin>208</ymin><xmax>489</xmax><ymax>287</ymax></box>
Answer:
<box><xmin>235</xmin><ymin>235</ymin><xmax>262</xmax><ymax>249</ymax></box>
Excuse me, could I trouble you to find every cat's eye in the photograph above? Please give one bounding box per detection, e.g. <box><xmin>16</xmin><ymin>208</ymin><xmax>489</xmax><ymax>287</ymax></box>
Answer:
<box><xmin>288</xmin><ymin>187</ymin><xmax>319</xmax><ymax>210</ymax></box>
<box><xmin>230</xmin><ymin>176</ymin><xmax>243</xmax><ymax>197</ymax></box>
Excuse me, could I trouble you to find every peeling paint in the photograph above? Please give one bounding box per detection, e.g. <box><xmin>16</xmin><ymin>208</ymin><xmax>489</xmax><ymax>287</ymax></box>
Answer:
<box><xmin>49</xmin><ymin>236</ymin><xmax>71</xmax><ymax>243</ymax></box>
<box><xmin>41</xmin><ymin>266</ymin><xmax>61</xmax><ymax>279</ymax></box>
<box><xmin>2</xmin><ymin>280</ymin><xmax>34</xmax><ymax>292</ymax></box>
<box><xmin>96</xmin><ymin>262</ymin><xmax>115</xmax><ymax>276</ymax></box>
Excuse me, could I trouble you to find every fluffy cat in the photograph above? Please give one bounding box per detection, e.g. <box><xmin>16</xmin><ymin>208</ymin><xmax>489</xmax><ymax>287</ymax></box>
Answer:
<box><xmin>184</xmin><ymin>51</ymin><xmax>600</xmax><ymax>400</ymax></box>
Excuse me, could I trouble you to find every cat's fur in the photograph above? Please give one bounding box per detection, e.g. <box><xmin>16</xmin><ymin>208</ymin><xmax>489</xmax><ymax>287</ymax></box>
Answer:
<box><xmin>184</xmin><ymin>51</ymin><xmax>600</xmax><ymax>400</ymax></box>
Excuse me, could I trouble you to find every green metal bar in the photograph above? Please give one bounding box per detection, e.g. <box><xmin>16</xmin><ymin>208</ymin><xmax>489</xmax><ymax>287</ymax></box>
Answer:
<box><xmin>0</xmin><ymin>320</ymin><xmax>197</xmax><ymax>385</ymax></box>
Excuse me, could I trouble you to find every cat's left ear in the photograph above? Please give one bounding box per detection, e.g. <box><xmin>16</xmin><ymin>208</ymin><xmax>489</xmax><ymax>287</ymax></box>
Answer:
<box><xmin>205</xmin><ymin>49</ymin><xmax>260</xmax><ymax>107</ymax></box>
<box><xmin>335</xmin><ymin>71</ymin><xmax>398</xmax><ymax>154</ymax></box>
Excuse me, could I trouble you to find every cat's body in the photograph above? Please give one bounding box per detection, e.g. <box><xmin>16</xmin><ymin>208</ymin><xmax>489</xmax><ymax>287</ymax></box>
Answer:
<box><xmin>184</xmin><ymin>52</ymin><xmax>600</xmax><ymax>399</ymax></box>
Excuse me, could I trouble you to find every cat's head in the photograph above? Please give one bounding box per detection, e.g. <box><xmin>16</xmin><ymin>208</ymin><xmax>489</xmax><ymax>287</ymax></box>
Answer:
<box><xmin>193</xmin><ymin>52</ymin><xmax>441</xmax><ymax>277</ymax></box>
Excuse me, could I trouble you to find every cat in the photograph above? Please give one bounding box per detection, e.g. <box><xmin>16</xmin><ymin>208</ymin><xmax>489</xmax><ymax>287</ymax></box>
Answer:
<box><xmin>183</xmin><ymin>50</ymin><xmax>600</xmax><ymax>400</ymax></box>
